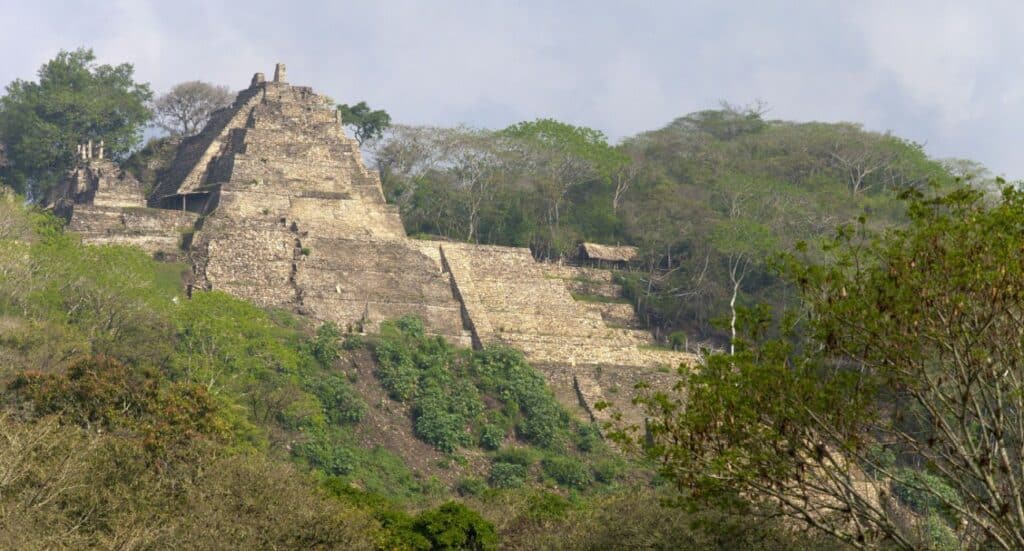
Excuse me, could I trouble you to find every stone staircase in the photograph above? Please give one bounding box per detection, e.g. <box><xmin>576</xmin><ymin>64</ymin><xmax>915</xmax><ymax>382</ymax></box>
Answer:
<box><xmin>438</xmin><ymin>243</ymin><xmax>696</xmax><ymax>426</ymax></box>
<box><xmin>146</xmin><ymin>65</ymin><xmax>699</xmax><ymax>429</ymax></box>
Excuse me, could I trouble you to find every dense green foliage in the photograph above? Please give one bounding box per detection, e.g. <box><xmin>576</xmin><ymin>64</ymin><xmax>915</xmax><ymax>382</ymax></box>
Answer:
<box><xmin>0</xmin><ymin>198</ymin><xmax>829</xmax><ymax>547</ymax></box>
<box><xmin>374</xmin><ymin>108</ymin><xmax>954</xmax><ymax>345</ymax></box>
<box><xmin>411</xmin><ymin>501</ymin><xmax>499</xmax><ymax>550</ymax></box>
<box><xmin>338</xmin><ymin>100</ymin><xmax>392</xmax><ymax>145</ymax></box>
<box><xmin>375</xmin><ymin>316</ymin><xmax>575</xmax><ymax>453</ymax></box>
<box><xmin>373</xmin><ymin>316</ymin><xmax>627</xmax><ymax>494</ymax></box>
<box><xmin>0</xmin><ymin>48</ymin><xmax>152</xmax><ymax>198</ymax></box>
<box><xmin>629</xmin><ymin>186</ymin><xmax>1024</xmax><ymax>549</ymax></box>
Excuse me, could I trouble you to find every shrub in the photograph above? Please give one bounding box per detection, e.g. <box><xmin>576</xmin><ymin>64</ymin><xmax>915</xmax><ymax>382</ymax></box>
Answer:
<box><xmin>479</xmin><ymin>424</ymin><xmax>505</xmax><ymax>450</ymax></box>
<box><xmin>376</xmin><ymin>317</ymin><xmax>485</xmax><ymax>452</ymax></box>
<box><xmin>414</xmin><ymin>389</ymin><xmax>471</xmax><ymax>453</ymax></box>
<box><xmin>489</xmin><ymin>462</ymin><xmax>527</xmax><ymax>489</ymax></box>
<box><xmin>523</xmin><ymin>491</ymin><xmax>571</xmax><ymax>521</ymax></box>
<box><xmin>293</xmin><ymin>431</ymin><xmax>355</xmax><ymax>476</ymax></box>
<box><xmin>375</xmin><ymin>338</ymin><xmax>419</xmax><ymax>401</ymax></box>
<box><xmin>472</xmin><ymin>346</ymin><xmax>569</xmax><ymax>448</ymax></box>
<box><xmin>311</xmin><ymin>373</ymin><xmax>365</xmax><ymax>425</ymax></box>
<box><xmin>309</xmin><ymin>322</ymin><xmax>341</xmax><ymax>366</ymax></box>
<box><xmin>9</xmin><ymin>355</ymin><xmax>227</xmax><ymax>459</ymax></box>
<box><xmin>393</xmin><ymin>315</ymin><xmax>425</xmax><ymax>338</ymax></box>
<box><xmin>592</xmin><ymin>457</ymin><xmax>625</xmax><ymax>483</ymax></box>
<box><xmin>542</xmin><ymin>456</ymin><xmax>593</xmax><ymax>489</ymax></box>
<box><xmin>669</xmin><ymin>330</ymin><xmax>687</xmax><ymax>350</ymax></box>
<box><xmin>456</xmin><ymin>477</ymin><xmax>488</xmax><ymax>497</ymax></box>
<box><xmin>375</xmin><ymin>317</ymin><xmax>573</xmax><ymax>454</ymax></box>
<box><xmin>517</xmin><ymin>400</ymin><xmax>565</xmax><ymax>449</ymax></box>
<box><xmin>277</xmin><ymin>392</ymin><xmax>327</xmax><ymax>431</ymax></box>
<box><xmin>892</xmin><ymin>468</ymin><xmax>962</xmax><ymax>520</ymax></box>
<box><xmin>494</xmin><ymin>447</ymin><xmax>536</xmax><ymax>467</ymax></box>
<box><xmin>341</xmin><ymin>333</ymin><xmax>363</xmax><ymax>350</ymax></box>
<box><xmin>574</xmin><ymin>423</ymin><xmax>602</xmax><ymax>452</ymax></box>
<box><xmin>922</xmin><ymin>513</ymin><xmax>958</xmax><ymax>551</ymax></box>
<box><xmin>412</xmin><ymin>502</ymin><xmax>498</xmax><ymax>551</ymax></box>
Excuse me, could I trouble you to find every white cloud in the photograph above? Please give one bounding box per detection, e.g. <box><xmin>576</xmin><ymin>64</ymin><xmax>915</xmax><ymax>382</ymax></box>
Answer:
<box><xmin>1</xmin><ymin>1</ymin><xmax>1023</xmax><ymax>177</ymax></box>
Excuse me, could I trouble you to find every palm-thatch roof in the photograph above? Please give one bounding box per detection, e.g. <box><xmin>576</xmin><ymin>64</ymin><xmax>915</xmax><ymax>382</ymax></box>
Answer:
<box><xmin>580</xmin><ymin>242</ymin><xmax>639</xmax><ymax>263</ymax></box>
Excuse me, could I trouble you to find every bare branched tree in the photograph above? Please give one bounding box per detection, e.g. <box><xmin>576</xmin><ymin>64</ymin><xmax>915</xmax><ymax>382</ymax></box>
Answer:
<box><xmin>153</xmin><ymin>81</ymin><xmax>233</xmax><ymax>137</ymax></box>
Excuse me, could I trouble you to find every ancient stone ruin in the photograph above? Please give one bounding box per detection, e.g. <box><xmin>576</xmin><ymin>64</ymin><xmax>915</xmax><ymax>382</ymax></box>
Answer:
<box><xmin>55</xmin><ymin>65</ymin><xmax>697</xmax><ymax>425</ymax></box>
<box><xmin>48</xmin><ymin>142</ymin><xmax>197</xmax><ymax>260</ymax></box>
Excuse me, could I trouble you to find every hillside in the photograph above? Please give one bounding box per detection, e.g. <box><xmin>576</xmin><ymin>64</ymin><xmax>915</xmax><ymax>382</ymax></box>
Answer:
<box><xmin>372</xmin><ymin>107</ymin><xmax>956</xmax><ymax>345</ymax></box>
<box><xmin>39</xmin><ymin>66</ymin><xmax>694</xmax><ymax>435</ymax></box>
<box><xmin>0</xmin><ymin>194</ymin><xmax>831</xmax><ymax>549</ymax></box>
<box><xmin>0</xmin><ymin>50</ymin><xmax>996</xmax><ymax>550</ymax></box>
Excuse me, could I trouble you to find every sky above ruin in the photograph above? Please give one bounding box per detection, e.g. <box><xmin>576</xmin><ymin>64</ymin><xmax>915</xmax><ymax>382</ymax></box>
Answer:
<box><xmin>2</xmin><ymin>1</ymin><xmax>1022</xmax><ymax>178</ymax></box>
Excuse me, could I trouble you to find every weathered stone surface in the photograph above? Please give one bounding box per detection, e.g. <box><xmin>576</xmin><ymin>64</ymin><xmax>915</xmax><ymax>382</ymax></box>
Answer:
<box><xmin>68</xmin><ymin>206</ymin><xmax>197</xmax><ymax>259</ymax></box>
<box><xmin>62</xmin><ymin>65</ymin><xmax>698</xmax><ymax>426</ymax></box>
<box><xmin>47</xmin><ymin>159</ymin><xmax>146</xmax><ymax>216</ymax></box>
<box><xmin>176</xmin><ymin>71</ymin><xmax>469</xmax><ymax>343</ymax></box>
<box><xmin>438</xmin><ymin>242</ymin><xmax>695</xmax><ymax>425</ymax></box>
<box><xmin>49</xmin><ymin>159</ymin><xmax>197</xmax><ymax>259</ymax></box>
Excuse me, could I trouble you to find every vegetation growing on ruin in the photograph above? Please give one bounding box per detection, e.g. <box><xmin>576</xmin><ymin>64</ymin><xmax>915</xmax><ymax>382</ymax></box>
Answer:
<box><xmin>372</xmin><ymin>109</ymin><xmax>964</xmax><ymax>347</ymax></box>
<box><xmin>372</xmin><ymin>316</ymin><xmax>620</xmax><ymax>491</ymax></box>
<box><xmin>4</xmin><ymin>47</ymin><xmax>1018</xmax><ymax>549</ymax></box>
<box><xmin>0</xmin><ymin>197</ymin><xmax>822</xmax><ymax>548</ymax></box>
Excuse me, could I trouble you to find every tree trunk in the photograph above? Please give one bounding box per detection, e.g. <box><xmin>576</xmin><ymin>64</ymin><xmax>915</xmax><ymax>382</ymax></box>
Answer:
<box><xmin>729</xmin><ymin>277</ymin><xmax>740</xmax><ymax>356</ymax></box>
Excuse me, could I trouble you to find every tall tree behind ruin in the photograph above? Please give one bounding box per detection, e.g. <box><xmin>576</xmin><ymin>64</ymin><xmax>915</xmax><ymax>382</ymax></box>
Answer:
<box><xmin>153</xmin><ymin>81</ymin><xmax>233</xmax><ymax>136</ymax></box>
<box><xmin>0</xmin><ymin>48</ymin><xmax>152</xmax><ymax>198</ymax></box>
<box><xmin>337</xmin><ymin>101</ymin><xmax>391</xmax><ymax>146</ymax></box>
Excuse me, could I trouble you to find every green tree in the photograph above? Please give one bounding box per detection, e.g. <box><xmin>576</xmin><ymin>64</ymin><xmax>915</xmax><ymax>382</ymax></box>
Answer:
<box><xmin>337</xmin><ymin>101</ymin><xmax>391</xmax><ymax>145</ymax></box>
<box><xmin>709</xmin><ymin>216</ymin><xmax>776</xmax><ymax>354</ymax></box>
<box><xmin>500</xmin><ymin>119</ymin><xmax>627</xmax><ymax>241</ymax></box>
<box><xmin>412</xmin><ymin>501</ymin><xmax>498</xmax><ymax>550</ymax></box>
<box><xmin>0</xmin><ymin>48</ymin><xmax>152</xmax><ymax>197</ymax></box>
<box><xmin>628</xmin><ymin>185</ymin><xmax>1024</xmax><ymax>549</ymax></box>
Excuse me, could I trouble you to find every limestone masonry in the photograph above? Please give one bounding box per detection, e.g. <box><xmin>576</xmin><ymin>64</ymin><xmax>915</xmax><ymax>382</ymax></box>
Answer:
<box><xmin>48</xmin><ymin>143</ymin><xmax>197</xmax><ymax>261</ymax></box>
<box><xmin>55</xmin><ymin>65</ymin><xmax>697</xmax><ymax>425</ymax></box>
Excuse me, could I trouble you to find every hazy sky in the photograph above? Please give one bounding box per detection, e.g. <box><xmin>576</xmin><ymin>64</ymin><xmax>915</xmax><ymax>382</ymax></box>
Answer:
<box><xmin>2</xmin><ymin>1</ymin><xmax>1021</xmax><ymax>177</ymax></box>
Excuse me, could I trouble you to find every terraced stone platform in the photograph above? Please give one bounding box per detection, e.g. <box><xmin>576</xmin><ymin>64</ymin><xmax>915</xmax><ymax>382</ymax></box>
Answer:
<box><xmin>73</xmin><ymin>64</ymin><xmax>699</xmax><ymax>428</ymax></box>
<box><xmin>48</xmin><ymin>157</ymin><xmax>198</xmax><ymax>260</ymax></box>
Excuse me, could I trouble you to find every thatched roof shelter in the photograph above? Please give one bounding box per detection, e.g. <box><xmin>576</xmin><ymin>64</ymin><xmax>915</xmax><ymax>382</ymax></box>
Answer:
<box><xmin>579</xmin><ymin>242</ymin><xmax>639</xmax><ymax>263</ymax></box>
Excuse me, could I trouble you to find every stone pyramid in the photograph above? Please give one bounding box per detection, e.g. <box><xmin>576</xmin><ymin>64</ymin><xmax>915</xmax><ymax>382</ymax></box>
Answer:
<box><xmin>149</xmin><ymin>64</ymin><xmax>697</xmax><ymax>425</ymax></box>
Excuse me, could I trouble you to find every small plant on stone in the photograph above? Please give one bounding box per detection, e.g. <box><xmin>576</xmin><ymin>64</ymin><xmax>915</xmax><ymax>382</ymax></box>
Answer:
<box><xmin>341</xmin><ymin>333</ymin><xmax>364</xmax><ymax>350</ymax></box>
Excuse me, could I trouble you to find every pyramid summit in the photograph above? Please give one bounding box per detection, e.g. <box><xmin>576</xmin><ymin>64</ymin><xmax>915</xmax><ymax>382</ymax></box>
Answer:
<box><xmin>54</xmin><ymin>65</ymin><xmax>696</xmax><ymax>425</ymax></box>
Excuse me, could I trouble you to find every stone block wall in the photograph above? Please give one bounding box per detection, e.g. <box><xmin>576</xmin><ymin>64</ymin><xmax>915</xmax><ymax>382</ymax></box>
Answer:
<box><xmin>138</xmin><ymin>66</ymin><xmax>698</xmax><ymax>428</ymax></box>
<box><xmin>186</xmin><ymin>71</ymin><xmax>470</xmax><ymax>344</ymax></box>
<box><xmin>438</xmin><ymin>242</ymin><xmax>696</xmax><ymax>426</ymax></box>
<box><xmin>48</xmin><ymin>157</ymin><xmax>196</xmax><ymax>260</ymax></box>
<box><xmin>68</xmin><ymin>205</ymin><xmax>197</xmax><ymax>259</ymax></box>
<box><xmin>47</xmin><ymin>159</ymin><xmax>147</xmax><ymax>216</ymax></box>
